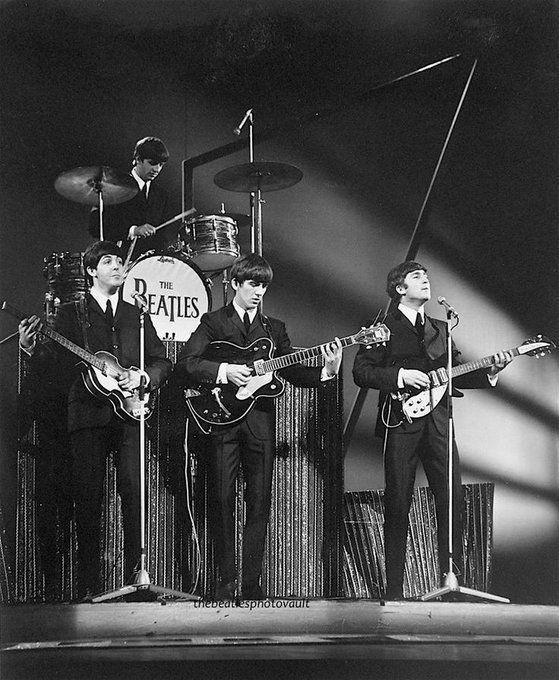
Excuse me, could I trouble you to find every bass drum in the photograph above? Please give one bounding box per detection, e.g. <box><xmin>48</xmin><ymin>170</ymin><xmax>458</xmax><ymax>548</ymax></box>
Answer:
<box><xmin>122</xmin><ymin>253</ymin><xmax>211</xmax><ymax>342</ymax></box>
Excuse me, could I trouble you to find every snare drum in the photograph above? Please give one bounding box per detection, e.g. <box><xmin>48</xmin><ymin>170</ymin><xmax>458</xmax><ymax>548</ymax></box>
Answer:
<box><xmin>43</xmin><ymin>252</ymin><xmax>88</xmax><ymax>304</ymax></box>
<box><xmin>184</xmin><ymin>214</ymin><xmax>240</xmax><ymax>271</ymax></box>
<box><xmin>122</xmin><ymin>253</ymin><xmax>211</xmax><ymax>342</ymax></box>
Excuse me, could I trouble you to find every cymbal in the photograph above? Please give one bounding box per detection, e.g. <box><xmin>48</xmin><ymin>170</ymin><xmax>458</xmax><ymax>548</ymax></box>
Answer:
<box><xmin>214</xmin><ymin>162</ymin><xmax>303</xmax><ymax>193</ymax></box>
<box><xmin>54</xmin><ymin>166</ymin><xmax>138</xmax><ymax>205</ymax></box>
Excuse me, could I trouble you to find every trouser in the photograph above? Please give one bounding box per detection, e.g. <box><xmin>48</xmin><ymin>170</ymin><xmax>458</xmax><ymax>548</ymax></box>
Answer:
<box><xmin>71</xmin><ymin>421</ymin><xmax>141</xmax><ymax>596</ymax></box>
<box><xmin>383</xmin><ymin>416</ymin><xmax>463</xmax><ymax>596</ymax></box>
<box><xmin>207</xmin><ymin>419</ymin><xmax>274</xmax><ymax>590</ymax></box>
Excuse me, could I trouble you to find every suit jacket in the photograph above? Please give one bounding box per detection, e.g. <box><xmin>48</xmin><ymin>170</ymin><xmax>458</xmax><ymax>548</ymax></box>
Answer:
<box><xmin>352</xmin><ymin>309</ymin><xmax>492</xmax><ymax>435</ymax></box>
<box><xmin>88</xmin><ymin>180</ymin><xmax>175</xmax><ymax>256</ymax></box>
<box><xmin>174</xmin><ymin>304</ymin><xmax>325</xmax><ymax>439</ymax></box>
<box><xmin>31</xmin><ymin>293</ymin><xmax>171</xmax><ymax>432</ymax></box>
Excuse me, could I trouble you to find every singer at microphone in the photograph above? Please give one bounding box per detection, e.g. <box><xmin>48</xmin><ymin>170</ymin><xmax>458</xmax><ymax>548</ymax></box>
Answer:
<box><xmin>352</xmin><ymin>260</ymin><xmax>512</xmax><ymax>602</ymax></box>
<box><xmin>437</xmin><ymin>296</ymin><xmax>459</xmax><ymax>318</ymax></box>
<box><xmin>233</xmin><ymin>108</ymin><xmax>253</xmax><ymax>135</ymax></box>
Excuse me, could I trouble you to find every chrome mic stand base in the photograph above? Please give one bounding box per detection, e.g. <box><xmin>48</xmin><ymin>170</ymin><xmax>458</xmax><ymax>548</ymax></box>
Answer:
<box><xmin>92</xmin><ymin>568</ymin><xmax>200</xmax><ymax>603</ymax></box>
<box><xmin>420</xmin><ymin>570</ymin><xmax>510</xmax><ymax>603</ymax></box>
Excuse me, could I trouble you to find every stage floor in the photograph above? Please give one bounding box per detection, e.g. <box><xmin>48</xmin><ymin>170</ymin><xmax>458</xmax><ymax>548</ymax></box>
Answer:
<box><xmin>1</xmin><ymin>598</ymin><xmax>558</xmax><ymax>679</ymax></box>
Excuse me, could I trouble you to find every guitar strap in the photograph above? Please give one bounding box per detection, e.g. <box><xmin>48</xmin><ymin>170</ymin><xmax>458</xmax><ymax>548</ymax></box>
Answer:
<box><xmin>74</xmin><ymin>297</ymin><xmax>92</xmax><ymax>353</ymax></box>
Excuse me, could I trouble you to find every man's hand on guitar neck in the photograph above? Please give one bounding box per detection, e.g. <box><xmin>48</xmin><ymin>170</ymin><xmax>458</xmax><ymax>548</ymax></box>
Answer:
<box><xmin>321</xmin><ymin>337</ymin><xmax>343</xmax><ymax>378</ymax></box>
<box><xmin>18</xmin><ymin>315</ymin><xmax>42</xmax><ymax>353</ymax></box>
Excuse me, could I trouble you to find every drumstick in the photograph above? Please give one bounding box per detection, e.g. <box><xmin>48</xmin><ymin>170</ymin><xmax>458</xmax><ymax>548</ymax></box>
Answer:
<box><xmin>123</xmin><ymin>207</ymin><xmax>197</xmax><ymax>271</ymax></box>
<box><xmin>153</xmin><ymin>207</ymin><xmax>197</xmax><ymax>233</ymax></box>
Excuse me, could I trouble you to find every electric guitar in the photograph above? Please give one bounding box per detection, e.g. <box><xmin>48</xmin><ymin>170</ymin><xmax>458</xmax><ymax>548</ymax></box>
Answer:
<box><xmin>184</xmin><ymin>324</ymin><xmax>390</xmax><ymax>433</ymax></box>
<box><xmin>2</xmin><ymin>301</ymin><xmax>154</xmax><ymax>422</ymax></box>
<box><xmin>393</xmin><ymin>335</ymin><xmax>555</xmax><ymax>422</ymax></box>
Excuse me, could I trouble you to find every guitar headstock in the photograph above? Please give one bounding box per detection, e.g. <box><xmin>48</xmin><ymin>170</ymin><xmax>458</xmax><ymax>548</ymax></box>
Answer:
<box><xmin>355</xmin><ymin>323</ymin><xmax>391</xmax><ymax>348</ymax></box>
<box><xmin>519</xmin><ymin>335</ymin><xmax>556</xmax><ymax>358</ymax></box>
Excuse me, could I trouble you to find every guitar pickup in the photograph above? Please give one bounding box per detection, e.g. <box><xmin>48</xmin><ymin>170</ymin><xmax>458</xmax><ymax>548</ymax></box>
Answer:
<box><xmin>253</xmin><ymin>359</ymin><xmax>266</xmax><ymax>376</ymax></box>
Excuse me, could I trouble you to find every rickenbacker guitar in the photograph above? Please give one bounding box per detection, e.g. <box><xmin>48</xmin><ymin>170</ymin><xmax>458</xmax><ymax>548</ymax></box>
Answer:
<box><xmin>2</xmin><ymin>301</ymin><xmax>154</xmax><ymax>423</ymax></box>
<box><xmin>185</xmin><ymin>324</ymin><xmax>391</xmax><ymax>433</ymax></box>
<box><xmin>393</xmin><ymin>335</ymin><xmax>555</xmax><ymax>422</ymax></box>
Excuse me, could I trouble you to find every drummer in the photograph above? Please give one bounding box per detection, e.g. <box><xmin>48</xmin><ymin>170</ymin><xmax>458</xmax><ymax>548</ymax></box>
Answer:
<box><xmin>88</xmin><ymin>136</ymin><xmax>176</xmax><ymax>258</ymax></box>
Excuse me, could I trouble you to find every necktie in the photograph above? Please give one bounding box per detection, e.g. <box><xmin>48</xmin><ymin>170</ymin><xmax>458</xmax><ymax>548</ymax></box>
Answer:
<box><xmin>105</xmin><ymin>299</ymin><xmax>114</xmax><ymax>327</ymax></box>
<box><xmin>243</xmin><ymin>311</ymin><xmax>251</xmax><ymax>334</ymax></box>
<box><xmin>141</xmin><ymin>183</ymin><xmax>148</xmax><ymax>201</ymax></box>
<box><xmin>415</xmin><ymin>313</ymin><xmax>424</xmax><ymax>340</ymax></box>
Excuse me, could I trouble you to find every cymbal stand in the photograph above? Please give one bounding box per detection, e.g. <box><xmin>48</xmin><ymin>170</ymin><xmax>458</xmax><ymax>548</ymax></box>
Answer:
<box><xmin>92</xmin><ymin>171</ymin><xmax>105</xmax><ymax>241</ymax></box>
<box><xmin>243</xmin><ymin>110</ymin><xmax>264</xmax><ymax>257</ymax></box>
<box><xmin>420</xmin><ymin>310</ymin><xmax>509</xmax><ymax>603</ymax></box>
<box><xmin>92</xmin><ymin>300</ymin><xmax>199</xmax><ymax>602</ymax></box>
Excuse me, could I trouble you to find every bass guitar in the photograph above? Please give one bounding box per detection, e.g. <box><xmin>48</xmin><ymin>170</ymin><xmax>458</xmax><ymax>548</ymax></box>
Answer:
<box><xmin>185</xmin><ymin>324</ymin><xmax>390</xmax><ymax>433</ymax></box>
<box><xmin>393</xmin><ymin>335</ymin><xmax>555</xmax><ymax>422</ymax></box>
<box><xmin>2</xmin><ymin>300</ymin><xmax>154</xmax><ymax>423</ymax></box>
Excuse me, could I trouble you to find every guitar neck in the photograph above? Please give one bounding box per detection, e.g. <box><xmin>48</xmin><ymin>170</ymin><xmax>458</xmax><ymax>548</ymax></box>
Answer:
<box><xmin>451</xmin><ymin>346</ymin><xmax>520</xmax><ymax>378</ymax></box>
<box><xmin>40</xmin><ymin>325</ymin><xmax>104</xmax><ymax>370</ymax></box>
<box><xmin>261</xmin><ymin>334</ymin><xmax>358</xmax><ymax>373</ymax></box>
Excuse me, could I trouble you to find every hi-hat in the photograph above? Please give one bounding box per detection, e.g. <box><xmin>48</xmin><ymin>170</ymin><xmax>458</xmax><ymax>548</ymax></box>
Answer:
<box><xmin>54</xmin><ymin>166</ymin><xmax>138</xmax><ymax>205</ymax></box>
<box><xmin>214</xmin><ymin>162</ymin><xmax>303</xmax><ymax>193</ymax></box>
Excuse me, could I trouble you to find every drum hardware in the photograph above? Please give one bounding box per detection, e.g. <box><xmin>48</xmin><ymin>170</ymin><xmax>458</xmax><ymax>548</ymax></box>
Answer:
<box><xmin>43</xmin><ymin>252</ymin><xmax>88</xmax><ymax>313</ymax></box>
<box><xmin>54</xmin><ymin>166</ymin><xmax>139</xmax><ymax>241</ymax></box>
<box><xmin>217</xmin><ymin>107</ymin><xmax>303</xmax><ymax>264</ymax></box>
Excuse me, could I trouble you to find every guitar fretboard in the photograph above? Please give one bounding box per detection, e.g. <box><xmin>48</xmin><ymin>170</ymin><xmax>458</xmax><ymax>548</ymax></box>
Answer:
<box><xmin>261</xmin><ymin>334</ymin><xmax>359</xmax><ymax>373</ymax></box>
<box><xmin>451</xmin><ymin>346</ymin><xmax>520</xmax><ymax>378</ymax></box>
<box><xmin>41</xmin><ymin>325</ymin><xmax>105</xmax><ymax>371</ymax></box>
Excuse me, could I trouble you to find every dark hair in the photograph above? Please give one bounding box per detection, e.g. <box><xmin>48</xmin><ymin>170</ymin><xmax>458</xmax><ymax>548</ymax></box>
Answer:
<box><xmin>133</xmin><ymin>136</ymin><xmax>170</xmax><ymax>164</ymax></box>
<box><xmin>386</xmin><ymin>261</ymin><xmax>427</xmax><ymax>301</ymax></box>
<box><xmin>230</xmin><ymin>253</ymin><xmax>273</xmax><ymax>285</ymax></box>
<box><xmin>84</xmin><ymin>241</ymin><xmax>123</xmax><ymax>282</ymax></box>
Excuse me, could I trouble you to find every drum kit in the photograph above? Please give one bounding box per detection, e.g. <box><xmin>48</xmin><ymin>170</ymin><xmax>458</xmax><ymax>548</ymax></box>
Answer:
<box><xmin>46</xmin><ymin>157</ymin><xmax>303</xmax><ymax>340</ymax></box>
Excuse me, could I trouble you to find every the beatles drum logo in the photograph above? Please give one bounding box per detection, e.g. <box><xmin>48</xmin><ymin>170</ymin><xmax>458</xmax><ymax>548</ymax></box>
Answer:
<box><xmin>122</xmin><ymin>255</ymin><xmax>210</xmax><ymax>342</ymax></box>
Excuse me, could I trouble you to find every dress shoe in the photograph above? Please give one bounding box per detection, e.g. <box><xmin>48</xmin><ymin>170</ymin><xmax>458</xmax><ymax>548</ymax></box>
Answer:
<box><xmin>242</xmin><ymin>583</ymin><xmax>265</xmax><ymax>600</ymax></box>
<box><xmin>214</xmin><ymin>580</ymin><xmax>237</xmax><ymax>601</ymax></box>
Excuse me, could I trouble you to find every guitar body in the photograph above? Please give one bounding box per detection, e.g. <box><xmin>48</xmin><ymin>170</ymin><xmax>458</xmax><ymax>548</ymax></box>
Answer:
<box><xmin>400</xmin><ymin>384</ymin><xmax>448</xmax><ymax>421</ymax></box>
<box><xmin>82</xmin><ymin>350</ymin><xmax>154</xmax><ymax>423</ymax></box>
<box><xmin>185</xmin><ymin>338</ymin><xmax>286</xmax><ymax>432</ymax></box>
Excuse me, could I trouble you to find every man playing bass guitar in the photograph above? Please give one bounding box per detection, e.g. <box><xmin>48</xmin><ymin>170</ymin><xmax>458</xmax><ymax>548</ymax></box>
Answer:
<box><xmin>19</xmin><ymin>241</ymin><xmax>171</xmax><ymax>600</ymax></box>
<box><xmin>173</xmin><ymin>253</ymin><xmax>343</xmax><ymax>601</ymax></box>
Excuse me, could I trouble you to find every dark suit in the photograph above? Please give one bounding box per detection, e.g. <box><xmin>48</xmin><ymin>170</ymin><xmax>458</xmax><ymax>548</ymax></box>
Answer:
<box><xmin>353</xmin><ymin>308</ymin><xmax>491</xmax><ymax>597</ymax></box>
<box><xmin>174</xmin><ymin>304</ymin><xmax>325</xmax><ymax>593</ymax></box>
<box><xmin>30</xmin><ymin>293</ymin><xmax>171</xmax><ymax>596</ymax></box>
<box><xmin>89</xmin><ymin>180</ymin><xmax>175</xmax><ymax>257</ymax></box>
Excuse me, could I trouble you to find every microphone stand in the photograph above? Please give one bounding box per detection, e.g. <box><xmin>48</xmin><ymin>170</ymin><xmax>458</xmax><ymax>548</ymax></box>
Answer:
<box><xmin>93</xmin><ymin>300</ymin><xmax>199</xmax><ymax>602</ymax></box>
<box><xmin>420</xmin><ymin>309</ymin><xmax>509</xmax><ymax>603</ymax></box>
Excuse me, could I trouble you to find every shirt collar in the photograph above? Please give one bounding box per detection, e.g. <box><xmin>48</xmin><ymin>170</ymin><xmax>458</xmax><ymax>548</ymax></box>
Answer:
<box><xmin>131</xmin><ymin>167</ymin><xmax>149</xmax><ymax>193</ymax></box>
<box><xmin>398</xmin><ymin>302</ymin><xmax>424</xmax><ymax>326</ymax></box>
<box><xmin>90</xmin><ymin>287</ymin><xmax>120</xmax><ymax>314</ymax></box>
<box><xmin>232</xmin><ymin>300</ymin><xmax>257</xmax><ymax>323</ymax></box>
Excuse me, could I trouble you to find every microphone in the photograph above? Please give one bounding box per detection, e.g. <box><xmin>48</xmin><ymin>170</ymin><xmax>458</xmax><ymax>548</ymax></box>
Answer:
<box><xmin>233</xmin><ymin>108</ymin><xmax>253</xmax><ymax>135</ymax></box>
<box><xmin>437</xmin><ymin>296</ymin><xmax>459</xmax><ymax>318</ymax></box>
<box><xmin>131</xmin><ymin>292</ymin><xmax>148</xmax><ymax>312</ymax></box>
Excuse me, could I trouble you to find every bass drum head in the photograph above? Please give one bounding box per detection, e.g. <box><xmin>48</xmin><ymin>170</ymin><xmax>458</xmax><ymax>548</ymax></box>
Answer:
<box><xmin>122</xmin><ymin>253</ymin><xmax>211</xmax><ymax>342</ymax></box>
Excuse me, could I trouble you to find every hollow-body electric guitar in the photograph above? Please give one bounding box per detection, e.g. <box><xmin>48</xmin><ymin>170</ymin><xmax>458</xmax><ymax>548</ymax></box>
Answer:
<box><xmin>2</xmin><ymin>301</ymin><xmax>154</xmax><ymax>422</ymax></box>
<box><xmin>185</xmin><ymin>324</ymin><xmax>390</xmax><ymax>433</ymax></box>
<box><xmin>393</xmin><ymin>335</ymin><xmax>555</xmax><ymax>422</ymax></box>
